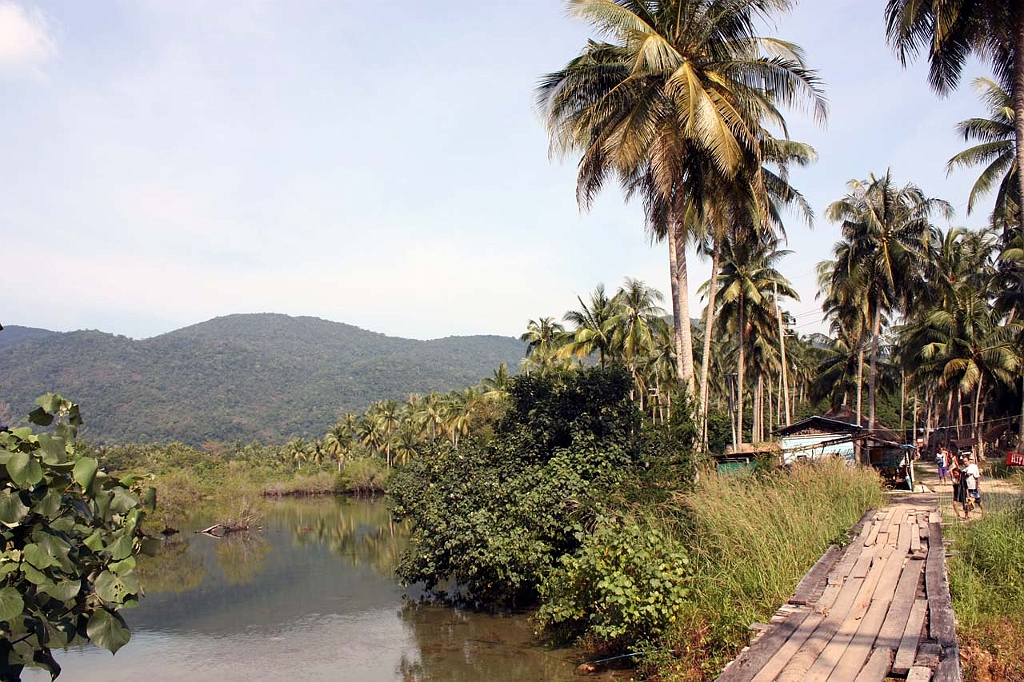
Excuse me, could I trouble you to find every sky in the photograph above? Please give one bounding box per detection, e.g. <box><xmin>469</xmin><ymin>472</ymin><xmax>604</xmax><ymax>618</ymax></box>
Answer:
<box><xmin>0</xmin><ymin>0</ymin><xmax>995</xmax><ymax>341</ymax></box>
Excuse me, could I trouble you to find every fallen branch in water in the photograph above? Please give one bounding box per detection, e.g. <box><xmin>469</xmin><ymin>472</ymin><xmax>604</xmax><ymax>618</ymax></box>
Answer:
<box><xmin>195</xmin><ymin>523</ymin><xmax>249</xmax><ymax>537</ymax></box>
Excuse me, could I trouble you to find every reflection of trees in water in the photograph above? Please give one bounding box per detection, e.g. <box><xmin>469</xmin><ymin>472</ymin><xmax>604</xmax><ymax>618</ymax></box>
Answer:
<box><xmin>214</xmin><ymin>533</ymin><xmax>272</xmax><ymax>585</ymax></box>
<box><xmin>274</xmin><ymin>498</ymin><xmax>410</xmax><ymax>576</ymax></box>
<box><xmin>135</xmin><ymin>536</ymin><xmax>206</xmax><ymax>594</ymax></box>
<box><xmin>396</xmin><ymin>602</ymin><xmax>579</xmax><ymax>682</ymax></box>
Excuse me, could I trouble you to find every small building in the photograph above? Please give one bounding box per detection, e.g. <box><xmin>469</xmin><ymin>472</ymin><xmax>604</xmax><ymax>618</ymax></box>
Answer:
<box><xmin>776</xmin><ymin>406</ymin><xmax>914</xmax><ymax>489</ymax></box>
<box><xmin>776</xmin><ymin>414</ymin><xmax>864</xmax><ymax>465</ymax></box>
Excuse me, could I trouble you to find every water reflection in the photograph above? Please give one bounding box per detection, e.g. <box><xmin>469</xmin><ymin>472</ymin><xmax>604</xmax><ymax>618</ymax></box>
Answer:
<box><xmin>25</xmin><ymin>497</ymin><xmax>586</xmax><ymax>682</ymax></box>
<box><xmin>135</xmin><ymin>535</ymin><xmax>206</xmax><ymax>594</ymax></box>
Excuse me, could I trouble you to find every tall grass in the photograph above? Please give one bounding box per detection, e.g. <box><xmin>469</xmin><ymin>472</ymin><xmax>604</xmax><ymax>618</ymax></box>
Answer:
<box><xmin>648</xmin><ymin>459</ymin><xmax>885</xmax><ymax>680</ymax></box>
<box><xmin>947</xmin><ymin>493</ymin><xmax>1024</xmax><ymax>681</ymax></box>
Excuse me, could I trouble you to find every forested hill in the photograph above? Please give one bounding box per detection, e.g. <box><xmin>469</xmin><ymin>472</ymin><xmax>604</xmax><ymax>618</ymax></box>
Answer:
<box><xmin>0</xmin><ymin>314</ymin><xmax>526</xmax><ymax>444</ymax></box>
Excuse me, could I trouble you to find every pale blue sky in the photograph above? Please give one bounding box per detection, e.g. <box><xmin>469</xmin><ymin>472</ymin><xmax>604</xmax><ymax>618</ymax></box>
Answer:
<box><xmin>0</xmin><ymin>1</ymin><xmax>991</xmax><ymax>341</ymax></box>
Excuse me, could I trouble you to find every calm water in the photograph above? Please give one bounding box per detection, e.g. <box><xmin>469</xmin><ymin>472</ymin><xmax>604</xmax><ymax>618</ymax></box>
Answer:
<box><xmin>26</xmin><ymin>498</ymin><xmax>588</xmax><ymax>682</ymax></box>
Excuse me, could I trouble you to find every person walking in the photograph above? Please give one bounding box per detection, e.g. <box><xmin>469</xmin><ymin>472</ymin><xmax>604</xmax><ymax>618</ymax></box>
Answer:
<box><xmin>936</xmin><ymin>447</ymin><xmax>949</xmax><ymax>483</ymax></box>
<box><xmin>963</xmin><ymin>454</ymin><xmax>982</xmax><ymax>516</ymax></box>
<box><xmin>950</xmin><ymin>452</ymin><xmax>966</xmax><ymax>518</ymax></box>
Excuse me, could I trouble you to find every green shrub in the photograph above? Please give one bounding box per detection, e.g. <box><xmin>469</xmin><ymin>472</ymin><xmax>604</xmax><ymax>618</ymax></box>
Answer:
<box><xmin>0</xmin><ymin>395</ymin><xmax>156</xmax><ymax>680</ymax></box>
<box><xmin>339</xmin><ymin>457</ymin><xmax>388</xmax><ymax>494</ymax></box>
<box><xmin>388</xmin><ymin>367</ymin><xmax>643</xmax><ymax>608</ymax></box>
<box><xmin>538</xmin><ymin>517</ymin><xmax>690</xmax><ymax>647</ymax></box>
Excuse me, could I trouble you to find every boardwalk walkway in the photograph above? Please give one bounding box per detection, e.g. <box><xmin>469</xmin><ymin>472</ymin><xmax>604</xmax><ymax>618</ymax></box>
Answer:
<box><xmin>717</xmin><ymin>500</ymin><xmax>961</xmax><ymax>682</ymax></box>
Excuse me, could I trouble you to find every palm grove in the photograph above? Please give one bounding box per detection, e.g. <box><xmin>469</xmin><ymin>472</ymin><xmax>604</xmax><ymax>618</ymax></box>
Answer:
<box><xmin>247</xmin><ymin>0</ymin><xmax>1024</xmax><ymax>478</ymax></box>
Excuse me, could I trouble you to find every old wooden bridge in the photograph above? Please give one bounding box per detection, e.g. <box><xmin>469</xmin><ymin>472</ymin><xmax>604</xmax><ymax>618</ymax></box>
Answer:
<box><xmin>717</xmin><ymin>500</ymin><xmax>961</xmax><ymax>682</ymax></box>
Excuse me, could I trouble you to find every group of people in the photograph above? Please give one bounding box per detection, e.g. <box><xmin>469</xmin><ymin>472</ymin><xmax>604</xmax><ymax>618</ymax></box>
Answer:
<box><xmin>936</xmin><ymin>447</ymin><xmax>982</xmax><ymax>517</ymax></box>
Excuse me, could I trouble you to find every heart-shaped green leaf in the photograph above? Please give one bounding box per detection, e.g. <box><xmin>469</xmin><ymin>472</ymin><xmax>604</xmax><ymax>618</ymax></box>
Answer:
<box><xmin>0</xmin><ymin>490</ymin><xmax>29</xmax><ymax>527</ymax></box>
<box><xmin>7</xmin><ymin>451</ymin><xmax>43</xmax><ymax>488</ymax></box>
<box><xmin>86</xmin><ymin>608</ymin><xmax>131</xmax><ymax>653</ymax></box>
<box><xmin>0</xmin><ymin>586</ymin><xmax>24</xmax><ymax>621</ymax></box>
<box><xmin>72</xmin><ymin>458</ymin><xmax>98</xmax><ymax>491</ymax></box>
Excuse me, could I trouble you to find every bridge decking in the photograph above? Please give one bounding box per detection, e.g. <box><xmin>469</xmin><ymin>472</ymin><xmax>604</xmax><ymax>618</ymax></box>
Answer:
<box><xmin>716</xmin><ymin>502</ymin><xmax>961</xmax><ymax>682</ymax></box>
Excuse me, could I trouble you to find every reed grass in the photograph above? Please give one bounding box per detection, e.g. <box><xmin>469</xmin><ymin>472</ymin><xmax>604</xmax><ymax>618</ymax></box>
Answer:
<box><xmin>648</xmin><ymin>459</ymin><xmax>885</xmax><ymax>680</ymax></box>
<box><xmin>946</xmin><ymin>492</ymin><xmax>1024</xmax><ymax>681</ymax></box>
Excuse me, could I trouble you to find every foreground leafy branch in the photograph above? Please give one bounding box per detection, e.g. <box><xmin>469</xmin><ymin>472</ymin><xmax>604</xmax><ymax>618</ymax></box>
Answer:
<box><xmin>0</xmin><ymin>395</ymin><xmax>156</xmax><ymax>681</ymax></box>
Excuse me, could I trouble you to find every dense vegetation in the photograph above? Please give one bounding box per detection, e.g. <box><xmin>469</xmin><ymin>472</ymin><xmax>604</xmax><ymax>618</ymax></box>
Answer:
<box><xmin>947</xmin><ymin>486</ymin><xmax>1024</xmax><ymax>682</ymax></box>
<box><xmin>0</xmin><ymin>396</ymin><xmax>155</xmax><ymax>681</ymax></box>
<box><xmin>0</xmin><ymin>314</ymin><xmax>525</xmax><ymax>445</ymax></box>
<box><xmin>386</xmin><ymin>366</ymin><xmax>885</xmax><ymax>678</ymax></box>
<box><xmin>389</xmin><ymin>367</ymin><xmax>693</xmax><ymax>608</ymax></box>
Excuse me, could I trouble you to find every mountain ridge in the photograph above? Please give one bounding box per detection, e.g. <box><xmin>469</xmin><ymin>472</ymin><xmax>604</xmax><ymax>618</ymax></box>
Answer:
<box><xmin>0</xmin><ymin>314</ymin><xmax>526</xmax><ymax>444</ymax></box>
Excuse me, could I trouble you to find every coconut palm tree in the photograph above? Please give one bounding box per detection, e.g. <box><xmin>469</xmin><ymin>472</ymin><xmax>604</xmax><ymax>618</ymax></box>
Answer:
<box><xmin>520</xmin><ymin>318</ymin><xmax>570</xmax><ymax>376</ymax></box>
<box><xmin>284</xmin><ymin>438</ymin><xmax>310</xmax><ymax>467</ymax></box>
<box><xmin>481</xmin><ymin>363</ymin><xmax>513</xmax><ymax>401</ymax></box>
<box><xmin>695</xmin><ymin>136</ymin><xmax>816</xmax><ymax>448</ymax></box>
<box><xmin>917</xmin><ymin>288</ymin><xmax>1020</xmax><ymax>450</ymax></box>
<box><xmin>538</xmin><ymin>0</ymin><xmax>827</xmax><ymax>396</ymax></box>
<box><xmin>611</xmin><ymin>278</ymin><xmax>666</xmax><ymax>393</ymax></box>
<box><xmin>824</xmin><ymin>171</ymin><xmax>952</xmax><ymax>440</ymax></box>
<box><xmin>946</xmin><ymin>78</ymin><xmax>1020</xmax><ymax>225</ymax></box>
<box><xmin>520</xmin><ymin>317</ymin><xmax>566</xmax><ymax>357</ymax></box>
<box><xmin>706</xmin><ymin>234</ymin><xmax>797</xmax><ymax>445</ymax></box>
<box><xmin>885</xmin><ymin>0</ymin><xmax>1023</xmax><ymax>242</ymax></box>
<box><xmin>641</xmin><ymin>317</ymin><xmax>679</xmax><ymax>423</ymax></box>
<box><xmin>561</xmin><ymin>284</ymin><xmax>618</xmax><ymax>367</ymax></box>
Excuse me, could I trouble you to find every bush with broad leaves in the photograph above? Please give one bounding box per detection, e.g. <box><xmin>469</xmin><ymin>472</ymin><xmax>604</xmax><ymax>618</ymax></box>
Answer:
<box><xmin>0</xmin><ymin>395</ymin><xmax>156</xmax><ymax>681</ymax></box>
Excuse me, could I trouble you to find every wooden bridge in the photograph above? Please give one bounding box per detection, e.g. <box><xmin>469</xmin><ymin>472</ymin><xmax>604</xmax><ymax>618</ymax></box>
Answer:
<box><xmin>717</xmin><ymin>500</ymin><xmax>961</xmax><ymax>682</ymax></box>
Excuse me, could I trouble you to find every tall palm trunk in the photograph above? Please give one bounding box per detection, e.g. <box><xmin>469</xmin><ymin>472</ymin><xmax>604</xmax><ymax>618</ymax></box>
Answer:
<box><xmin>856</xmin><ymin>348</ymin><xmax>864</xmax><ymax>425</ymax></box>
<box><xmin>912</xmin><ymin>393</ymin><xmax>918</xmax><ymax>446</ymax></box>
<box><xmin>756</xmin><ymin>374</ymin><xmax>764</xmax><ymax>443</ymax></box>
<box><xmin>868</xmin><ymin>306</ymin><xmax>883</xmax><ymax>437</ymax></box>
<box><xmin>973</xmin><ymin>376</ymin><xmax>984</xmax><ymax>457</ymax></box>
<box><xmin>699</xmin><ymin>247</ymin><xmax>722</xmax><ymax>451</ymax></box>
<box><xmin>668</xmin><ymin>218</ymin><xmax>696</xmax><ymax>397</ymax></box>
<box><xmin>900</xmin><ymin>369</ymin><xmax>906</xmax><ymax>441</ymax></box>
<box><xmin>775</xmin><ymin>282</ymin><xmax>791</xmax><ymax>425</ymax></box>
<box><xmin>737</xmin><ymin>298</ymin><xmax>746</xmax><ymax>445</ymax></box>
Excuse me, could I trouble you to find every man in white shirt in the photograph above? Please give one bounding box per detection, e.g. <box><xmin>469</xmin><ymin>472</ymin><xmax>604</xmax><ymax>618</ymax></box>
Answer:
<box><xmin>964</xmin><ymin>456</ymin><xmax>982</xmax><ymax>513</ymax></box>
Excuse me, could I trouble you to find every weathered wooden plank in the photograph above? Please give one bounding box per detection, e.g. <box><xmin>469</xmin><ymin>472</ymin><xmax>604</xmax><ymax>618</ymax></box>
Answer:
<box><xmin>876</xmin><ymin>557</ymin><xmax>925</xmax><ymax>650</ymax></box>
<box><xmin>791</xmin><ymin>544</ymin><xmax>842</xmax><ymax>606</ymax></box>
<box><xmin>830</xmin><ymin>525</ymin><xmax>870</xmax><ymax>586</ymax></box>
<box><xmin>892</xmin><ymin>598</ymin><xmax>928</xmax><ymax>675</ymax></box>
<box><xmin>897</xmin><ymin>510</ymin><xmax>914</xmax><ymax>554</ymax></box>
<box><xmin>907</xmin><ymin>665</ymin><xmax>934</xmax><ymax>682</ymax></box>
<box><xmin>749</xmin><ymin>584</ymin><xmax>843</xmax><ymax>682</ymax></box>
<box><xmin>933</xmin><ymin>651</ymin><xmax>963</xmax><ymax>682</ymax></box>
<box><xmin>715</xmin><ymin>607</ymin><xmax>814</xmax><ymax>682</ymax></box>
<box><xmin>856</xmin><ymin>646</ymin><xmax>894</xmax><ymax>682</ymax></box>
<box><xmin>774</xmin><ymin>574</ymin><xmax>866</xmax><ymax>681</ymax></box>
<box><xmin>865</xmin><ymin>514</ymin><xmax>883</xmax><ymax>547</ymax></box>
<box><xmin>926</xmin><ymin>520</ymin><xmax>962</xmax><ymax>682</ymax></box>
<box><xmin>851</xmin><ymin>551</ymin><xmax>874</xmax><ymax>579</ymax></box>
<box><xmin>926</xmin><ymin>521</ymin><xmax>957</xmax><ymax>648</ymax></box>
<box><xmin>879</xmin><ymin>507</ymin><xmax>897</xmax><ymax>535</ymax></box>
<box><xmin>803</xmin><ymin>547</ymin><xmax>892</xmax><ymax>682</ymax></box>
<box><xmin>910</xmin><ymin>520</ymin><xmax>922</xmax><ymax>553</ymax></box>
<box><xmin>827</xmin><ymin>546</ymin><xmax>906</xmax><ymax>679</ymax></box>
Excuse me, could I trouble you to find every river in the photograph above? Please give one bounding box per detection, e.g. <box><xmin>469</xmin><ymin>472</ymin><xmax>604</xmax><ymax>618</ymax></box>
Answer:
<box><xmin>25</xmin><ymin>497</ymin><xmax>591</xmax><ymax>681</ymax></box>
